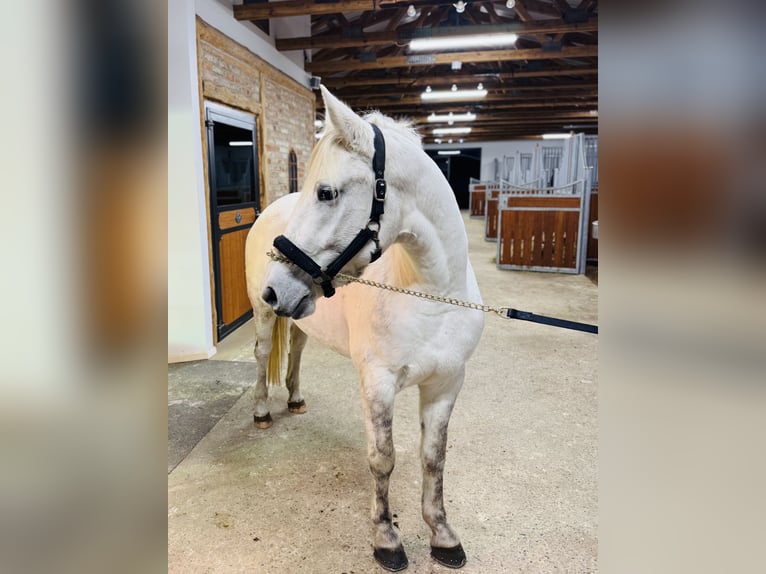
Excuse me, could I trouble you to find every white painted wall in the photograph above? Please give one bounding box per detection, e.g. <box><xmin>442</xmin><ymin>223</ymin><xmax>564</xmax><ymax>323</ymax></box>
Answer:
<box><xmin>271</xmin><ymin>15</ymin><xmax>311</xmax><ymax>71</ymax></box>
<box><xmin>169</xmin><ymin>0</ymin><xmax>314</xmax><ymax>362</ymax></box>
<box><xmin>196</xmin><ymin>0</ymin><xmax>311</xmax><ymax>88</ymax></box>
<box><xmin>424</xmin><ymin>139</ymin><xmax>543</xmax><ymax>180</ymax></box>
<box><xmin>168</xmin><ymin>0</ymin><xmax>215</xmax><ymax>362</ymax></box>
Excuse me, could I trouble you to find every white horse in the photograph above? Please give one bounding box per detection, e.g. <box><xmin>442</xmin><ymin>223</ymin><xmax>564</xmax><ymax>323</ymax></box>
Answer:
<box><xmin>244</xmin><ymin>86</ymin><xmax>484</xmax><ymax>571</ymax></box>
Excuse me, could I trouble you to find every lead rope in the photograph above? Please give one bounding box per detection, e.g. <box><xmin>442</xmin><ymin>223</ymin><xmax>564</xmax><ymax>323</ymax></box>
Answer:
<box><xmin>266</xmin><ymin>250</ymin><xmax>598</xmax><ymax>334</ymax></box>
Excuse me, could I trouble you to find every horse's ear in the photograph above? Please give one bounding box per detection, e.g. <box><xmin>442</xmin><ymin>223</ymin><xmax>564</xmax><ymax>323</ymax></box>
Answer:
<box><xmin>320</xmin><ymin>85</ymin><xmax>373</xmax><ymax>157</ymax></box>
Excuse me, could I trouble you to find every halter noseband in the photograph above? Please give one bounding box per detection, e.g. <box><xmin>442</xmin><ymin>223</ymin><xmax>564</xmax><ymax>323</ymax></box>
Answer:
<box><xmin>272</xmin><ymin>123</ymin><xmax>387</xmax><ymax>298</ymax></box>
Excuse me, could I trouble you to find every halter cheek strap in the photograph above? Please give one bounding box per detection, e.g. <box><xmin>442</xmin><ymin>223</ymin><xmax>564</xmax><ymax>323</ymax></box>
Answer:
<box><xmin>272</xmin><ymin>123</ymin><xmax>387</xmax><ymax>298</ymax></box>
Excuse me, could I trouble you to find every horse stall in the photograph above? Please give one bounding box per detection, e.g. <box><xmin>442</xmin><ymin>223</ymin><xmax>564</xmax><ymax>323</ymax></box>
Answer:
<box><xmin>496</xmin><ymin>181</ymin><xmax>589</xmax><ymax>273</ymax></box>
<box><xmin>469</xmin><ymin>179</ymin><xmax>498</xmax><ymax>218</ymax></box>
<box><xmin>484</xmin><ymin>179</ymin><xmax>540</xmax><ymax>241</ymax></box>
<box><xmin>495</xmin><ymin>134</ymin><xmax>595</xmax><ymax>274</ymax></box>
<box><xmin>483</xmin><ymin>142</ymin><xmax>569</xmax><ymax>242</ymax></box>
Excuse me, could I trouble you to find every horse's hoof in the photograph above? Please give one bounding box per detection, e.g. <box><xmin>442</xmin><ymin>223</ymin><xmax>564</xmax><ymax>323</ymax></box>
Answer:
<box><xmin>430</xmin><ymin>544</ymin><xmax>466</xmax><ymax>569</ymax></box>
<box><xmin>253</xmin><ymin>413</ymin><xmax>273</xmax><ymax>429</ymax></box>
<box><xmin>373</xmin><ymin>546</ymin><xmax>408</xmax><ymax>572</ymax></box>
<box><xmin>287</xmin><ymin>400</ymin><xmax>307</xmax><ymax>414</ymax></box>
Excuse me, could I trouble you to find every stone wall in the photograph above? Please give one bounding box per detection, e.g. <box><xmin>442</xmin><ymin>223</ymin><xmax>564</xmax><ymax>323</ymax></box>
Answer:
<box><xmin>196</xmin><ymin>18</ymin><xmax>314</xmax><ymax>209</ymax></box>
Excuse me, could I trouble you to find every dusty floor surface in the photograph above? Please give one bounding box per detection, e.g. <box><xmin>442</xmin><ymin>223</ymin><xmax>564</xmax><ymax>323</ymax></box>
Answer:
<box><xmin>168</xmin><ymin>213</ymin><xmax>598</xmax><ymax>573</ymax></box>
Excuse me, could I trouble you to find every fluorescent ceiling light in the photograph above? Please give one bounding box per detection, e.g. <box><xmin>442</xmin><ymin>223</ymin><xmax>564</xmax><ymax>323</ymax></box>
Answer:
<box><xmin>427</xmin><ymin>112</ymin><xmax>476</xmax><ymax>123</ymax></box>
<box><xmin>409</xmin><ymin>33</ymin><xmax>518</xmax><ymax>52</ymax></box>
<box><xmin>438</xmin><ymin>150</ymin><xmax>461</xmax><ymax>156</ymax></box>
<box><xmin>542</xmin><ymin>133</ymin><xmax>572</xmax><ymax>139</ymax></box>
<box><xmin>421</xmin><ymin>88</ymin><xmax>488</xmax><ymax>102</ymax></box>
<box><xmin>433</xmin><ymin>127</ymin><xmax>472</xmax><ymax>135</ymax></box>
<box><xmin>229</xmin><ymin>141</ymin><xmax>253</xmax><ymax>146</ymax></box>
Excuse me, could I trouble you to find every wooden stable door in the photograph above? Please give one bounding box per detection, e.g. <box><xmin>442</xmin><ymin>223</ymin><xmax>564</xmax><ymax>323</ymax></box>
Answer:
<box><xmin>205</xmin><ymin>103</ymin><xmax>260</xmax><ymax>340</ymax></box>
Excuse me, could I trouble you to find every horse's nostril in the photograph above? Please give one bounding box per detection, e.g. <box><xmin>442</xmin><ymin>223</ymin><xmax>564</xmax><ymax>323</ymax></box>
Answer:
<box><xmin>261</xmin><ymin>286</ymin><xmax>278</xmax><ymax>307</ymax></box>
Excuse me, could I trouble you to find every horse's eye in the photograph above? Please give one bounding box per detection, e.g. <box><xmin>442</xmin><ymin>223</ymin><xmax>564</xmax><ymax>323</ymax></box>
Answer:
<box><xmin>316</xmin><ymin>184</ymin><xmax>338</xmax><ymax>202</ymax></box>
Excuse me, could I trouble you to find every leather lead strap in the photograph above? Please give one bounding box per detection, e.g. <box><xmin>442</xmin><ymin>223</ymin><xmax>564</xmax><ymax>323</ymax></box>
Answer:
<box><xmin>506</xmin><ymin>308</ymin><xmax>598</xmax><ymax>334</ymax></box>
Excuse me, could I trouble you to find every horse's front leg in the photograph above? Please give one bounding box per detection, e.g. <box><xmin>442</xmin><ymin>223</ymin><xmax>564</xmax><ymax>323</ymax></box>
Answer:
<box><xmin>359</xmin><ymin>378</ymin><xmax>408</xmax><ymax>572</ymax></box>
<box><xmin>252</xmin><ymin>307</ymin><xmax>276</xmax><ymax>429</ymax></box>
<box><xmin>419</xmin><ymin>372</ymin><xmax>467</xmax><ymax>568</ymax></box>
<box><xmin>285</xmin><ymin>323</ymin><xmax>308</xmax><ymax>414</ymax></box>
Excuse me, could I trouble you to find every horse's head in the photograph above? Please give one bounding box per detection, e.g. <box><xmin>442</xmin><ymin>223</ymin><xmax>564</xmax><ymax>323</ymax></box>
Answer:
<box><xmin>262</xmin><ymin>86</ymin><xmax>399</xmax><ymax>319</ymax></box>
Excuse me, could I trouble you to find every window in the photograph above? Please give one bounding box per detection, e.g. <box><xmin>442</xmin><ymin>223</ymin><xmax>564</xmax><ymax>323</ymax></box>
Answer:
<box><xmin>288</xmin><ymin>149</ymin><xmax>298</xmax><ymax>194</ymax></box>
<box><xmin>211</xmin><ymin>122</ymin><xmax>257</xmax><ymax>206</ymax></box>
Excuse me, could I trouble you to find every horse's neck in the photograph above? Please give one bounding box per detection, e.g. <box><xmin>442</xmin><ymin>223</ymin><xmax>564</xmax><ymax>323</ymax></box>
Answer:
<box><xmin>395</xmin><ymin>166</ymin><xmax>469</xmax><ymax>296</ymax></box>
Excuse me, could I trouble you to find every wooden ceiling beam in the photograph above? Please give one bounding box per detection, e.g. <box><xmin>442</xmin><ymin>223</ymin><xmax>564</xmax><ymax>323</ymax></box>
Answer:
<box><xmin>234</xmin><ymin>0</ymin><xmax>501</xmax><ymax>20</ymax></box>
<box><xmin>414</xmin><ymin>114</ymin><xmax>598</xmax><ymax>129</ymax></box>
<box><xmin>234</xmin><ymin>1</ymin><xmax>375</xmax><ymax>21</ymax></box>
<box><xmin>325</xmin><ymin>95</ymin><xmax>599</xmax><ymax>110</ymax></box>
<box><xmin>276</xmin><ymin>20</ymin><xmax>598</xmax><ymax>51</ymax></box>
<box><xmin>321</xmin><ymin>67</ymin><xmax>598</xmax><ymax>88</ymax></box>
<box><xmin>518</xmin><ymin>0</ymin><xmax>564</xmax><ymax>19</ymax></box>
<box><xmin>335</xmin><ymin>82</ymin><xmax>598</xmax><ymax>97</ymax></box>
<box><xmin>307</xmin><ymin>45</ymin><xmax>598</xmax><ymax>73</ymax></box>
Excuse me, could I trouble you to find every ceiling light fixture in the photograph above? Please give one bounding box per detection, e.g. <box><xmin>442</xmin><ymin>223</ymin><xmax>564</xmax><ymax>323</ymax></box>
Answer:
<box><xmin>542</xmin><ymin>133</ymin><xmax>573</xmax><ymax>139</ymax></box>
<box><xmin>229</xmin><ymin>141</ymin><xmax>253</xmax><ymax>146</ymax></box>
<box><xmin>421</xmin><ymin>87</ymin><xmax>488</xmax><ymax>101</ymax></box>
<box><xmin>506</xmin><ymin>0</ymin><xmax>516</xmax><ymax>9</ymax></box>
<box><xmin>438</xmin><ymin>150</ymin><xmax>461</xmax><ymax>156</ymax></box>
<box><xmin>427</xmin><ymin>112</ymin><xmax>477</xmax><ymax>123</ymax></box>
<box><xmin>409</xmin><ymin>32</ymin><xmax>518</xmax><ymax>52</ymax></box>
<box><xmin>407</xmin><ymin>4</ymin><xmax>416</xmax><ymax>17</ymax></box>
<box><xmin>454</xmin><ymin>1</ymin><xmax>466</xmax><ymax>14</ymax></box>
<box><xmin>433</xmin><ymin>126</ymin><xmax>472</xmax><ymax>135</ymax></box>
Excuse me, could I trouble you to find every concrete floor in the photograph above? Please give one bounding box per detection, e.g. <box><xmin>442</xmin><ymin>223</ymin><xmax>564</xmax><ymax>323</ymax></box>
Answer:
<box><xmin>168</xmin><ymin>213</ymin><xmax>598</xmax><ymax>573</ymax></box>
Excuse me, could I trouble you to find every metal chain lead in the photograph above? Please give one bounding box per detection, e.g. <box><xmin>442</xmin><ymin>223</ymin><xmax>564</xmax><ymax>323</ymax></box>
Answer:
<box><xmin>267</xmin><ymin>250</ymin><xmax>510</xmax><ymax>318</ymax></box>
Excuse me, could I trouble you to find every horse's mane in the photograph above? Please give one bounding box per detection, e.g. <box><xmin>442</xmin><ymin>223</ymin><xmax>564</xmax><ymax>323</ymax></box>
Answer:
<box><xmin>363</xmin><ymin>111</ymin><xmax>422</xmax><ymax>149</ymax></box>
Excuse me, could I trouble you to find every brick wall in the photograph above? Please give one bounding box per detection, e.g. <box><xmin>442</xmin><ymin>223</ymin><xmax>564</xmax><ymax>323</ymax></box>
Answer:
<box><xmin>262</xmin><ymin>78</ymin><xmax>314</xmax><ymax>204</ymax></box>
<box><xmin>196</xmin><ymin>19</ymin><xmax>314</xmax><ymax>209</ymax></box>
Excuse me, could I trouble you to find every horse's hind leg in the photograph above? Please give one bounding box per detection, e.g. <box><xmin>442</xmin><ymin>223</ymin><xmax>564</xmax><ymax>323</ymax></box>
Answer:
<box><xmin>419</xmin><ymin>371</ymin><xmax>466</xmax><ymax>568</ymax></box>
<box><xmin>285</xmin><ymin>323</ymin><xmax>308</xmax><ymax>414</ymax></box>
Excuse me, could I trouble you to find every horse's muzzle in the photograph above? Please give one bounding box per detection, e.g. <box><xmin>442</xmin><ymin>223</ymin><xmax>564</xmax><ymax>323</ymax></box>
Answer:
<box><xmin>261</xmin><ymin>285</ymin><xmax>315</xmax><ymax>319</ymax></box>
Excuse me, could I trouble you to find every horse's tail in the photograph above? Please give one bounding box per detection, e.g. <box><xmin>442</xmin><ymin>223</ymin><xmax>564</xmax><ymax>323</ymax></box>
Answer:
<box><xmin>266</xmin><ymin>315</ymin><xmax>289</xmax><ymax>386</ymax></box>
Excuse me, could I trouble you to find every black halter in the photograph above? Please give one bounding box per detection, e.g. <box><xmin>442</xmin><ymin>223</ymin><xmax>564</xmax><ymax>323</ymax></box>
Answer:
<box><xmin>272</xmin><ymin>123</ymin><xmax>387</xmax><ymax>299</ymax></box>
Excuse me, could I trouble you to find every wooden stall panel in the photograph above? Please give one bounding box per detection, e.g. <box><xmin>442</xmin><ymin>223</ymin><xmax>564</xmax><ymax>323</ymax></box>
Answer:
<box><xmin>484</xmin><ymin>189</ymin><xmax>502</xmax><ymax>241</ymax></box>
<box><xmin>498</xmin><ymin>208</ymin><xmax>580</xmax><ymax>270</ymax></box>
<box><xmin>470</xmin><ymin>189</ymin><xmax>486</xmax><ymax>217</ymax></box>
<box><xmin>218</xmin><ymin>228</ymin><xmax>252</xmax><ymax>325</ymax></box>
